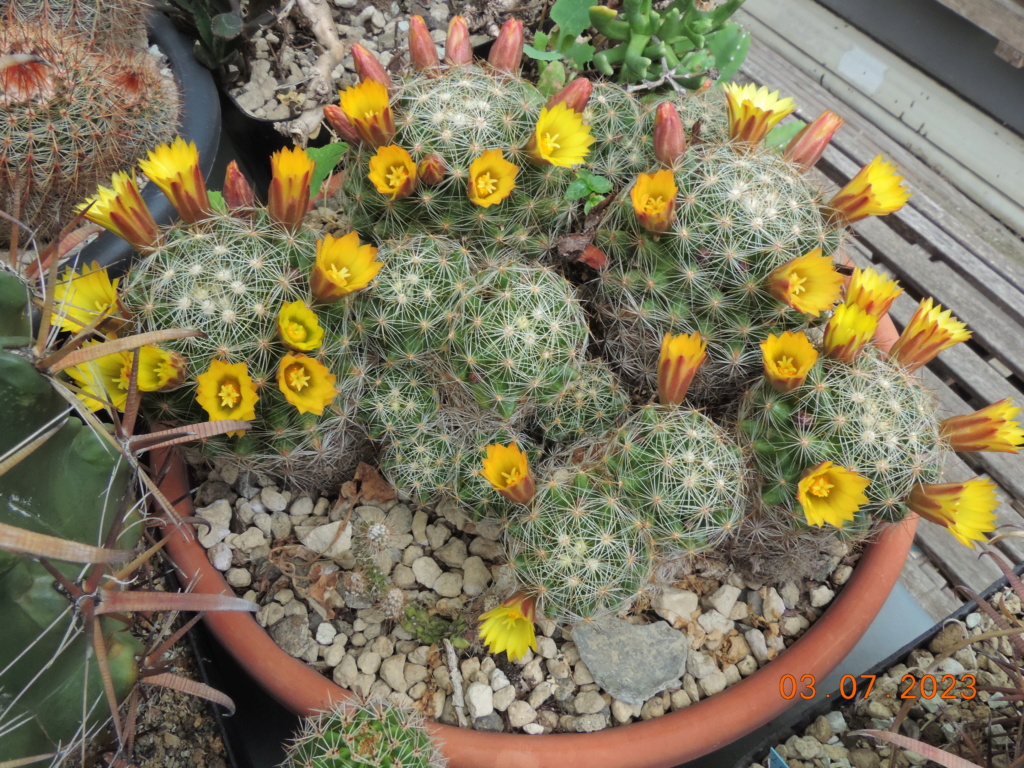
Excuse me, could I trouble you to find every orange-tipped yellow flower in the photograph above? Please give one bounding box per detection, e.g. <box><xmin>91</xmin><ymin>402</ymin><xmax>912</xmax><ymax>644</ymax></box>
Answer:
<box><xmin>797</xmin><ymin>461</ymin><xmax>870</xmax><ymax>528</ymax></box>
<box><xmin>468</xmin><ymin>149</ymin><xmax>518</xmax><ymax>208</ymax></box>
<box><xmin>195</xmin><ymin>360</ymin><xmax>259</xmax><ymax>436</ymax></box>
<box><xmin>72</xmin><ymin>345</ymin><xmax>185</xmax><ymax>399</ymax></box>
<box><xmin>481</xmin><ymin>443</ymin><xmax>535</xmax><ymax>504</ymax></box>
<box><xmin>368</xmin><ymin>145</ymin><xmax>417</xmax><ymax>199</ymax></box>
<box><xmin>760</xmin><ymin>331</ymin><xmax>819</xmax><ymax>393</ymax></box>
<box><xmin>888</xmin><ymin>297</ymin><xmax>970</xmax><ymax>372</ymax></box>
<box><xmin>135</xmin><ymin>346</ymin><xmax>188</xmax><ymax>392</ymax></box>
<box><xmin>783</xmin><ymin>110</ymin><xmax>844</xmax><ymax>169</ymax></box>
<box><xmin>78</xmin><ymin>171</ymin><xmax>160</xmax><ymax>253</ymax></box>
<box><xmin>488</xmin><ymin>18</ymin><xmax>524</xmax><ymax>73</ymax></box>
<box><xmin>277</xmin><ymin>301</ymin><xmax>325</xmax><ymax>352</ymax></box>
<box><xmin>478</xmin><ymin>593</ymin><xmax>538</xmax><ymax>662</ymax></box>
<box><xmin>654</xmin><ymin>101</ymin><xmax>686</xmax><ymax>169</ymax></box>
<box><xmin>941</xmin><ymin>399</ymin><xmax>1024</xmax><ymax>454</ymax></box>
<box><xmin>724</xmin><ymin>83</ymin><xmax>796</xmax><ymax>145</ymax></box>
<box><xmin>546</xmin><ymin>77</ymin><xmax>593</xmax><ymax>113</ymax></box>
<box><xmin>339</xmin><ymin>79</ymin><xmax>395</xmax><ymax>147</ymax></box>
<box><xmin>527</xmin><ymin>103</ymin><xmax>595</xmax><ymax>168</ymax></box>
<box><xmin>223</xmin><ymin>160</ymin><xmax>255</xmax><ymax>210</ymax></box>
<box><xmin>268</xmin><ymin>146</ymin><xmax>315</xmax><ymax>230</ymax></box>
<box><xmin>630</xmin><ymin>170</ymin><xmax>678</xmax><ymax>234</ymax></box>
<box><xmin>351</xmin><ymin>42</ymin><xmax>393</xmax><ymax>89</ymax></box>
<box><xmin>409</xmin><ymin>15</ymin><xmax>441</xmax><ymax>70</ymax></box>
<box><xmin>138</xmin><ymin>137</ymin><xmax>211</xmax><ymax>224</ymax></box>
<box><xmin>310</xmin><ymin>232</ymin><xmax>382</xmax><ymax>302</ymax></box>
<box><xmin>766</xmin><ymin>249</ymin><xmax>845</xmax><ymax>317</ymax></box>
<box><xmin>445</xmin><ymin>15</ymin><xmax>473</xmax><ymax>66</ymax></box>
<box><xmin>826</xmin><ymin>155</ymin><xmax>911</xmax><ymax>225</ymax></box>
<box><xmin>51</xmin><ymin>261</ymin><xmax>126</xmax><ymax>334</ymax></box>
<box><xmin>418</xmin><ymin>153</ymin><xmax>447</xmax><ymax>187</ymax></box>
<box><xmin>657</xmin><ymin>332</ymin><xmax>706</xmax><ymax>405</ymax></box>
<box><xmin>846</xmin><ymin>266</ymin><xmax>902</xmax><ymax>318</ymax></box>
<box><xmin>823</xmin><ymin>303</ymin><xmax>878</xmax><ymax>363</ymax></box>
<box><xmin>277</xmin><ymin>354</ymin><xmax>337</xmax><ymax>416</ymax></box>
<box><xmin>907</xmin><ymin>479</ymin><xmax>999</xmax><ymax>548</ymax></box>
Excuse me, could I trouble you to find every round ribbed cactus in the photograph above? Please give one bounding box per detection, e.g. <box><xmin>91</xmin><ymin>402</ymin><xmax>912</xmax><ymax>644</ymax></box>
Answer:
<box><xmin>738</xmin><ymin>348</ymin><xmax>945</xmax><ymax>530</ymax></box>
<box><xmin>591</xmin><ymin>141</ymin><xmax>843</xmax><ymax>402</ymax></box>
<box><xmin>535</xmin><ymin>357</ymin><xmax>631</xmax><ymax>442</ymax></box>
<box><xmin>123</xmin><ymin>210</ymin><xmax>368</xmax><ymax>491</ymax></box>
<box><xmin>2</xmin><ymin>0</ymin><xmax>147</xmax><ymax>44</ymax></box>
<box><xmin>0</xmin><ymin>17</ymin><xmax>178</xmax><ymax>244</ymax></box>
<box><xmin>283</xmin><ymin>698</ymin><xmax>447</xmax><ymax>768</ymax></box>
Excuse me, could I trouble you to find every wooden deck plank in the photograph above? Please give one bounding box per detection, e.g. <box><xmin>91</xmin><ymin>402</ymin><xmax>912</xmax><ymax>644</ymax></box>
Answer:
<box><xmin>900</xmin><ymin>547</ymin><xmax>964</xmax><ymax>622</ymax></box>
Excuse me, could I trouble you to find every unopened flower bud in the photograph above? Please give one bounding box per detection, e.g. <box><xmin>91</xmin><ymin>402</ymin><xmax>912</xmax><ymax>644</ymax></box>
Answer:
<box><xmin>409</xmin><ymin>15</ymin><xmax>440</xmax><ymax>70</ymax></box>
<box><xmin>488</xmin><ymin>18</ymin><xmax>524</xmax><ymax>73</ymax></box>
<box><xmin>784</xmin><ymin>110</ymin><xmax>844</xmax><ymax>169</ymax></box>
<box><xmin>352</xmin><ymin>42</ymin><xmax>393</xmax><ymax>90</ymax></box>
<box><xmin>445</xmin><ymin>16</ymin><xmax>473</xmax><ymax>66</ymax></box>
<box><xmin>323</xmin><ymin>104</ymin><xmax>361</xmax><ymax>143</ymax></box>
<box><xmin>417</xmin><ymin>153</ymin><xmax>447</xmax><ymax>186</ymax></box>
<box><xmin>654</xmin><ymin>102</ymin><xmax>686</xmax><ymax>168</ymax></box>
<box><xmin>223</xmin><ymin>161</ymin><xmax>254</xmax><ymax>210</ymax></box>
<box><xmin>546</xmin><ymin>77</ymin><xmax>593</xmax><ymax>113</ymax></box>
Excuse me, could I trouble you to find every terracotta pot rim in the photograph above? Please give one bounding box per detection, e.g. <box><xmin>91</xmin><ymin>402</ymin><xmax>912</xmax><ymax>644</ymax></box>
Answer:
<box><xmin>154</xmin><ymin>445</ymin><xmax>917</xmax><ymax>768</ymax></box>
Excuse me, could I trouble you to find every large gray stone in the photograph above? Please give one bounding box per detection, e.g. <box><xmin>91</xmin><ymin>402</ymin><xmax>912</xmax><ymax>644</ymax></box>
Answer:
<box><xmin>572</xmin><ymin>616</ymin><xmax>688</xmax><ymax>705</ymax></box>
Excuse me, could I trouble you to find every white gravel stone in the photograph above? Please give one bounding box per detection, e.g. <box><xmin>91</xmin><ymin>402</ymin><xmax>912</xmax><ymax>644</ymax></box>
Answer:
<box><xmin>433</xmin><ymin>571</ymin><xmax>463</xmax><ymax>597</ymax></box>
<box><xmin>225</xmin><ymin>567</ymin><xmax>252</xmax><ymax>588</ymax></box>
<box><xmin>686</xmin><ymin>651</ymin><xmax>718</xmax><ymax>679</ymax></box>
<box><xmin>697</xmin><ymin>609</ymin><xmax>735</xmax><ymax>635</ymax></box>
<box><xmin>745</xmin><ymin>629</ymin><xmax>771</xmax><ymax>663</ymax></box>
<box><xmin>380</xmin><ymin>654</ymin><xmax>409</xmax><ymax>692</ymax></box>
<box><xmin>270</xmin><ymin>511</ymin><xmax>291</xmax><ymax>540</ymax></box>
<box><xmin>574</xmin><ymin>690</ymin><xmax>606</xmax><ymax>714</ymax></box>
<box><xmin>290</xmin><ymin>497</ymin><xmax>314</xmax><ymax>517</ymax></box>
<box><xmin>698</xmin><ymin>670</ymin><xmax>728</xmax><ymax>697</ymax></box>
<box><xmin>316</xmin><ymin>622</ymin><xmax>338</xmax><ymax>645</ymax></box>
<box><xmin>411</xmin><ymin>556</ymin><xmax>442</xmax><ymax>588</ymax></box>
<box><xmin>332</xmin><ymin>654</ymin><xmax>359</xmax><ymax>688</ymax></box>
<box><xmin>708</xmin><ymin>584</ymin><xmax>742</xmax><ymax>617</ymax></box>
<box><xmin>357</xmin><ymin>650</ymin><xmax>382</xmax><ymax>675</ymax></box>
<box><xmin>208</xmin><ymin>541</ymin><xmax>232</xmax><ymax>571</ymax></box>
<box><xmin>261</xmin><ymin>486</ymin><xmax>289</xmax><ymax>512</ymax></box>
<box><xmin>492</xmin><ymin>684</ymin><xmax>517</xmax><ymax>712</ymax></box>
<box><xmin>536</xmin><ymin>636</ymin><xmax>558</xmax><ymax>659</ymax></box>
<box><xmin>412</xmin><ymin>509</ymin><xmax>429</xmax><ymax>544</ymax></box>
<box><xmin>780</xmin><ymin>615</ymin><xmax>810</xmax><ymax>637</ymax></box>
<box><xmin>522</xmin><ymin>723</ymin><xmax>545</xmax><ymax>735</ymax></box>
<box><xmin>572</xmin><ymin>660</ymin><xmax>595</xmax><ymax>685</ymax></box>
<box><xmin>252</xmin><ymin>511</ymin><xmax>273</xmax><ymax>536</ymax></box>
<box><xmin>763</xmin><ymin>588</ymin><xmax>786</xmax><ymax>622</ymax></box>
<box><xmin>490</xmin><ymin>669</ymin><xmax>510</xmax><ymax>691</ymax></box>
<box><xmin>434</xmin><ymin>537</ymin><xmax>468</xmax><ymax>567</ymax></box>
<box><xmin>528</xmin><ymin>681</ymin><xmax>555</xmax><ymax>709</ymax></box>
<box><xmin>466</xmin><ymin>682</ymin><xmax>494</xmax><ymax>718</ymax></box>
<box><xmin>324</xmin><ymin>641</ymin><xmax>347</xmax><ymax>667</ymax></box>
<box><xmin>391</xmin><ymin>563</ymin><xmax>417</xmax><ymax>588</ymax></box>
<box><xmin>652</xmin><ymin>587</ymin><xmax>699</xmax><ymax>626</ymax></box>
<box><xmin>256</xmin><ymin>601</ymin><xmax>285</xmax><ymax>627</ymax></box>
<box><xmin>197</xmin><ymin>499</ymin><xmax>232</xmax><ymax>548</ymax></box>
<box><xmin>506</xmin><ymin>700</ymin><xmax>537</xmax><ymax>727</ymax></box>
<box><xmin>809</xmin><ymin>584</ymin><xmax>835</xmax><ymax>608</ymax></box>
<box><xmin>297</xmin><ymin>520</ymin><xmax>352</xmax><ymax>559</ymax></box>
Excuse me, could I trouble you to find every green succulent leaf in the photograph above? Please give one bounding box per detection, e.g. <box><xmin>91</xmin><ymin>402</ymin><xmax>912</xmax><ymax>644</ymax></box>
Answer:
<box><xmin>765</xmin><ymin>120</ymin><xmax>806</xmax><ymax>150</ymax></box>
<box><xmin>307</xmin><ymin>142</ymin><xmax>349</xmax><ymax>198</ymax></box>
<box><xmin>211</xmin><ymin>12</ymin><xmax>244</xmax><ymax>40</ymax></box>
<box><xmin>524</xmin><ymin>43</ymin><xmax>564</xmax><ymax>62</ymax></box>
<box><xmin>551</xmin><ymin>0</ymin><xmax>595</xmax><ymax>39</ymax></box>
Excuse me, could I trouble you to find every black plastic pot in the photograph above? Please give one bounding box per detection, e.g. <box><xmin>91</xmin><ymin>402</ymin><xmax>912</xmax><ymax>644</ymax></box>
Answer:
<box><xmin>78</xmin><ymin>11</ymin><xmax>220</xmax><ymax>277</ymax></box>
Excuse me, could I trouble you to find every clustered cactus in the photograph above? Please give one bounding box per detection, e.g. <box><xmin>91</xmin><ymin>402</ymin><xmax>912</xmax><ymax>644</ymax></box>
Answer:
<box><xmin>0</xmin><ymin>0</ymin><xmax>178</xmax><ymax>245</ymax></box>
<box><xmin>73</xmin><ymin>16</ymin><xmax>1020</xmax><ymax>641</ymax></box>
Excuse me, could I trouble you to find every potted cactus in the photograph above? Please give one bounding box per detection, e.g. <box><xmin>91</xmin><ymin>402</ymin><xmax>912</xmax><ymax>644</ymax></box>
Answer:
<box><xmin>0</xmin><ymin>0</ymin><xmax>219</xmax><ymax>274</ymax></box>
<box><xmin>67</xmin><ymin>13</ymin><xmax>1023</xmax><ymax>768</ymax></box>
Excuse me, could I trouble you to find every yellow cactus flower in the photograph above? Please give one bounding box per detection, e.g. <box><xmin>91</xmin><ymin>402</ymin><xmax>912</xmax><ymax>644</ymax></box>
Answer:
<box><xmin>78</xmin><ymin>171</ymin><xmax>160</xmax><ymax>252</ymax></box>
<box><xmin>63</xmin><ymin>343</ymin><xmax>130</xmax><ymax>412</ymax></box>
<box><xmin>657</xmin><ymin>331</ymin><xmax>707</xmax><ymax>405</ymax></box>
<box><xmin>277</xmin><ymin>354</ymin><xmax>337</xmax><ymax>416</ymax></box>
<box><xmin>760</xmin><ymin>331</ymin><xmax>819</xmax><ymax>393</ymax></box>
<box><xmin>195</xmin><ymin>360</ymin><xmax>259</xmax><ymax>436</ymax></box>
<box><xmin>133</xmin><ymin>346</ymin><xmax>187</xmax><ymax>392</ymax></box>
<box><xmin>724</xmin><ymin>83</ymin><xmax>797</xmax><ymax>145</ymax></box>
<box><xmin>888</xmin><ymin>297</ymin><xmax>971</xmax><ymax>372</ymax></box>
<box><xmin>338</xmin><ymin>79</ymin><xmax>395</xmax><ymax>147</ymax></box>
<box><xmin>526</xmin><ymin>102</ymin><xmax>595</xmax><ymax>168</ymax></box>
<box><xmin>481</xmin><ymin>443</ymin><xmax>535</xmax><ymax>504</ymax></box>
<box><xmin>907</xmin><ymin>479</ymin><xmax>999</xmax><ymax>548</ymax></box>
<box><xmin>630</xmin><ymin>170</ymin><xmax>678</xmax><ymax>234</ymax></box>
<box><xmin>368</xmin><ymin>145</ymin><xmax>417</xmax><ymax>199</ymax></box>
<box><xmin>51</xmin><ymin>261</ymin><xmax>125</xmax><ymax>333</ymax></box>
<box><xmin>846</xmin><ymin>267</ymin><xmax>903</xmax><ymax>318</ymax></box>
<box><xmin>138</xmin><ymin>137</ymin><xmax>211</xmax><ymax>224</ymax></box>
<box><xmin>796</xmin><ymin>461</ymin><xmax>870</xmax><ymax>529</ymax></box>
<box><xmin>766</xmin><ymin>249</ymin><xmax>845</xmax><ymax>317</ymax></box>
<box><xmin>823</xmin><ymin>303</ymin><xmax>878</xmax><ymax>363</ymax></box>
<box><xmin>478</xmin><ymin>592</ymin><xmax>538</xmax><ymax>662</ymax></box>
<box><xmin>310</xmin><ymin>232</ymin><xmax>382</xmax><ymax>302</ymax></box>
<box><xmin>268</xmin><ymin>146</ymin><xmax>315</xmax><ymax>230</ymax></box>
<box><xmin>940</xmin><ymin>398</ymin><xmax>1024</xmax><ymax>454</ymax></box>
<box><xmin>826</xmin><ymin>156</ymin><xmax>911</xmax><ymax>225</ymax></box>
<box><xmin>468</xmin><ymin>149</ymin><xmax>518</xmax><ymax>208</ymax></box>
<box><xmin>276</xmin><ymin>301</ymin><xmax>325</xmax><ymax>352</ymax></box>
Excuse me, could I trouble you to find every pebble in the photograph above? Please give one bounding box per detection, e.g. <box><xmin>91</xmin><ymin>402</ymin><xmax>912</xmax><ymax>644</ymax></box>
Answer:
<box><xmin>207</xmin><ymin>541</ymin><xmax>232</xmax><ymax>571</ymax></box>
<box><xmin>465</xmin><ymin>682</ymin><xmax>494</xmax><ymax>718</ymax></box>
<box><xmin>297</xmin><ymin>520</ymin><xmax>352</xmax><ymax>559</ymax></box>
<box><xmin>196</xmin><ymin>499</ymin><xmax>232</xmax><ymax>548</ymax></box>
<box><xmin>809</xmin><ymin>584</ymin><xmax>835</xmax><ymax>608</ymax></box>
<box><xmin>261</xmin><ymin>486</ymin><xmax>289</xmax><ymax>513</ymax></box>
<box><xmin>507</xmin><ymin>700</ymin><xmax>537</xmax><ymax>727</ymax></box>
<box><xmin>574</xmin><ymin>690</ymin><xmax>606</xmax><ymax>715</ymax></box>
<box><xmin>652</xmin><ymin>587</ymin><xmax>699</xmax><ymax>626</ymax></box>
<box><xmin>492</xmin><ymin>684</ymin><xmax>517</xmax><ymax>711</ymax></box>
<box><xmin>412</xmin><ymin>556</ymin><xmax>442</xmax><ymax>588</ymax></box>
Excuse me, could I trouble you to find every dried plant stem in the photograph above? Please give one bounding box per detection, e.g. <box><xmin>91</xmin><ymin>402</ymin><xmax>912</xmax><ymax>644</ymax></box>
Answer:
<box><xmin>282</xmin><ymin>0</ymin><xmax>347</xmax><ymax>144</ymax></box>
<box><xmin>443</xmin><ymin>638</ymin><xmax>468</xmax><ymax>728</ymax></box>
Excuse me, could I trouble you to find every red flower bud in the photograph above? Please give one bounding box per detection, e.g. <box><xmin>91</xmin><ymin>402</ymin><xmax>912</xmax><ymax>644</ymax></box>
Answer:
<box><xmin>409</xmin><ymin>15</ymin><xmax>440</xmax><ymax>71</ymax></box>
<box><xmin>546</xmin><ymin>77</ymin><xmax>593</xmax><ymax>113</ymax></box>
<box><xmin>223</xmin><ymin>161</ymin><xmax>255</xmax><ymax>210</ymax></box>
<box><xmin>488</xmin><ymin>18</ymin><xmax>524</xmax><ymax>73</ymax></box>
<box><xmin>351</xmin><ymin>42</ymin><xmax>393</xmax><ymax>90</ymax></box>
<box><xmin>654</xmin><ymin>102</ymin><xmax>686</xmax><ymax>168</ymax></box>
<box><xmin>417</xmin><ymin>153</ymin><xmax>447</xmax><ymax>186</ymax></box>
<box><xmin>784</xmin><ymin>110</ymin><xmax>844</xmax><ymax>170</ymax></box>
<box><xmin>323</xmin><ymin>104</ymin><xmax>361</xmax><ymax>144</ymax></box>
<box><xmin>445</xmin><ymin>16</ymin><xmax>473</xmax><ymax>66</ymax></box>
